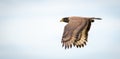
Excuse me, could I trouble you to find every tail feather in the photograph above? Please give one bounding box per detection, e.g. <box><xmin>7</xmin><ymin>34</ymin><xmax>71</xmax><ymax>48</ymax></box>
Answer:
<box><xmin>91</xmin><ymin>17</ymin><xmax>102</xmax><ymax>20</ymax></box>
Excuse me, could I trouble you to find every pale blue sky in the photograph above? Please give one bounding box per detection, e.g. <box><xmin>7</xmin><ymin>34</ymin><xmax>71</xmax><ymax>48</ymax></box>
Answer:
<box><xmin>0</xmin><ymin>0</ymin><xmax>120</xmax><ymax>59</ymax></box>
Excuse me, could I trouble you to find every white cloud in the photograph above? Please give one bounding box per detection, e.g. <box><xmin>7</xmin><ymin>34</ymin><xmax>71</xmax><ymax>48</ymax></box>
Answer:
<box><xmin>1</xmin><ymin>0</ymin><xmax>120</xmax><ymax>17</ymax></box>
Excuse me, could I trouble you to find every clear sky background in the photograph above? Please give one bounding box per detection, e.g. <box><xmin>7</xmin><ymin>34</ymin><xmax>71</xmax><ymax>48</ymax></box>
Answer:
<box><xmin>0</xmin><ymin>0</ymin><xmax>120</xmax><ymax>59</ymax></box>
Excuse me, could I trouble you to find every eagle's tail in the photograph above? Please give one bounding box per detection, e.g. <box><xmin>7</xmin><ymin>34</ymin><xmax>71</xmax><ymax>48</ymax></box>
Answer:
<box><xmin>90</xmin><ymin>17</ymin><xmax>102</xmax><ymax>22</ymax></box>
<box><xmin>91</xmin><ymin>17</ymin><xmax>102</xmax><ymax>20</ymax></box>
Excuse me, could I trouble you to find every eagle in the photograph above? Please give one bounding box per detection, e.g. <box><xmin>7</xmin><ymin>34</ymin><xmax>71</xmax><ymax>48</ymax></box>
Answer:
<box><xmin>60</xmin><ymin>16</ymin><xmax>101</xmax><ymax>49</ymax></box>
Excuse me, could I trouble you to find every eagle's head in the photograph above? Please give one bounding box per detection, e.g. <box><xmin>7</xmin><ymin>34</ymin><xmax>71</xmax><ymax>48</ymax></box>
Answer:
<box><xmin>60</xmin><ymin>17</ymin><xmax>69</xmax><ymax>23</ymax></box>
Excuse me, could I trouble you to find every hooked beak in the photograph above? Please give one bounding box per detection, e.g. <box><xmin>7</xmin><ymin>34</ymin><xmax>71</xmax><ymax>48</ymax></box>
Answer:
<box><xmin>60</xmin><ymin>19</ymin><xmax>63</xmax><ymax>22</ymax></box>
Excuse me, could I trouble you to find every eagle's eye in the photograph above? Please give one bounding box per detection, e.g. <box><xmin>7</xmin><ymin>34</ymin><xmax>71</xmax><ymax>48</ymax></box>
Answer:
<box><xmin>63</xmin><ymin>17</ymin><xmax>69</xmax><ymax>23</ymax></box>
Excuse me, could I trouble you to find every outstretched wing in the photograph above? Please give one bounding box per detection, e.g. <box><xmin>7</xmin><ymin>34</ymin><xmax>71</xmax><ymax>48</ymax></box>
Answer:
<box><xmin>73</xmin><ymin>20</ymin><xmax>92</xmax><ymax>48</ymax></box>
<box><xmin>61</xmin><ymin>18</ymin><xmax>88</xmax><ymax>49</ymax></box>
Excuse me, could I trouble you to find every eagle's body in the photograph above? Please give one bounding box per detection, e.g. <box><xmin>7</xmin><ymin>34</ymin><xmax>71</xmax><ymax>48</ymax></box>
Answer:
<box><xmin>60</xmin><ymin>16</ymin><xmax>101</xmax><ymax>49</ymax></box>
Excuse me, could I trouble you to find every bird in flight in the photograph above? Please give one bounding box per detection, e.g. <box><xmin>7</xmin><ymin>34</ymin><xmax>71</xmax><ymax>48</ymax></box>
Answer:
<box><xmin>60</xmin><ymin>16</ymin><xmax>101</xmax><ymax>49</ymax></box>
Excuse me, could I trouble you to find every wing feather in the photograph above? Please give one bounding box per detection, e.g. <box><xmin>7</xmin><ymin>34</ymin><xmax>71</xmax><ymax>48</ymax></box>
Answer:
<box><xmin>74</xmin><ymin>20</ymin><xmax>92</xmax><ymax>47</ymax></box>
<box><xmin>61</xmin><ymin>18</ymin><xmax>88</xmax><ymax>49</ymax></box>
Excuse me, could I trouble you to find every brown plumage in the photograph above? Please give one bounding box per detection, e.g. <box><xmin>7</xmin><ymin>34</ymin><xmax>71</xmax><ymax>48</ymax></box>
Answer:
<box><xmin>60</xmin><ymin>16</ymin><xmax>101</xmax><ymax>49</ymax></box>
